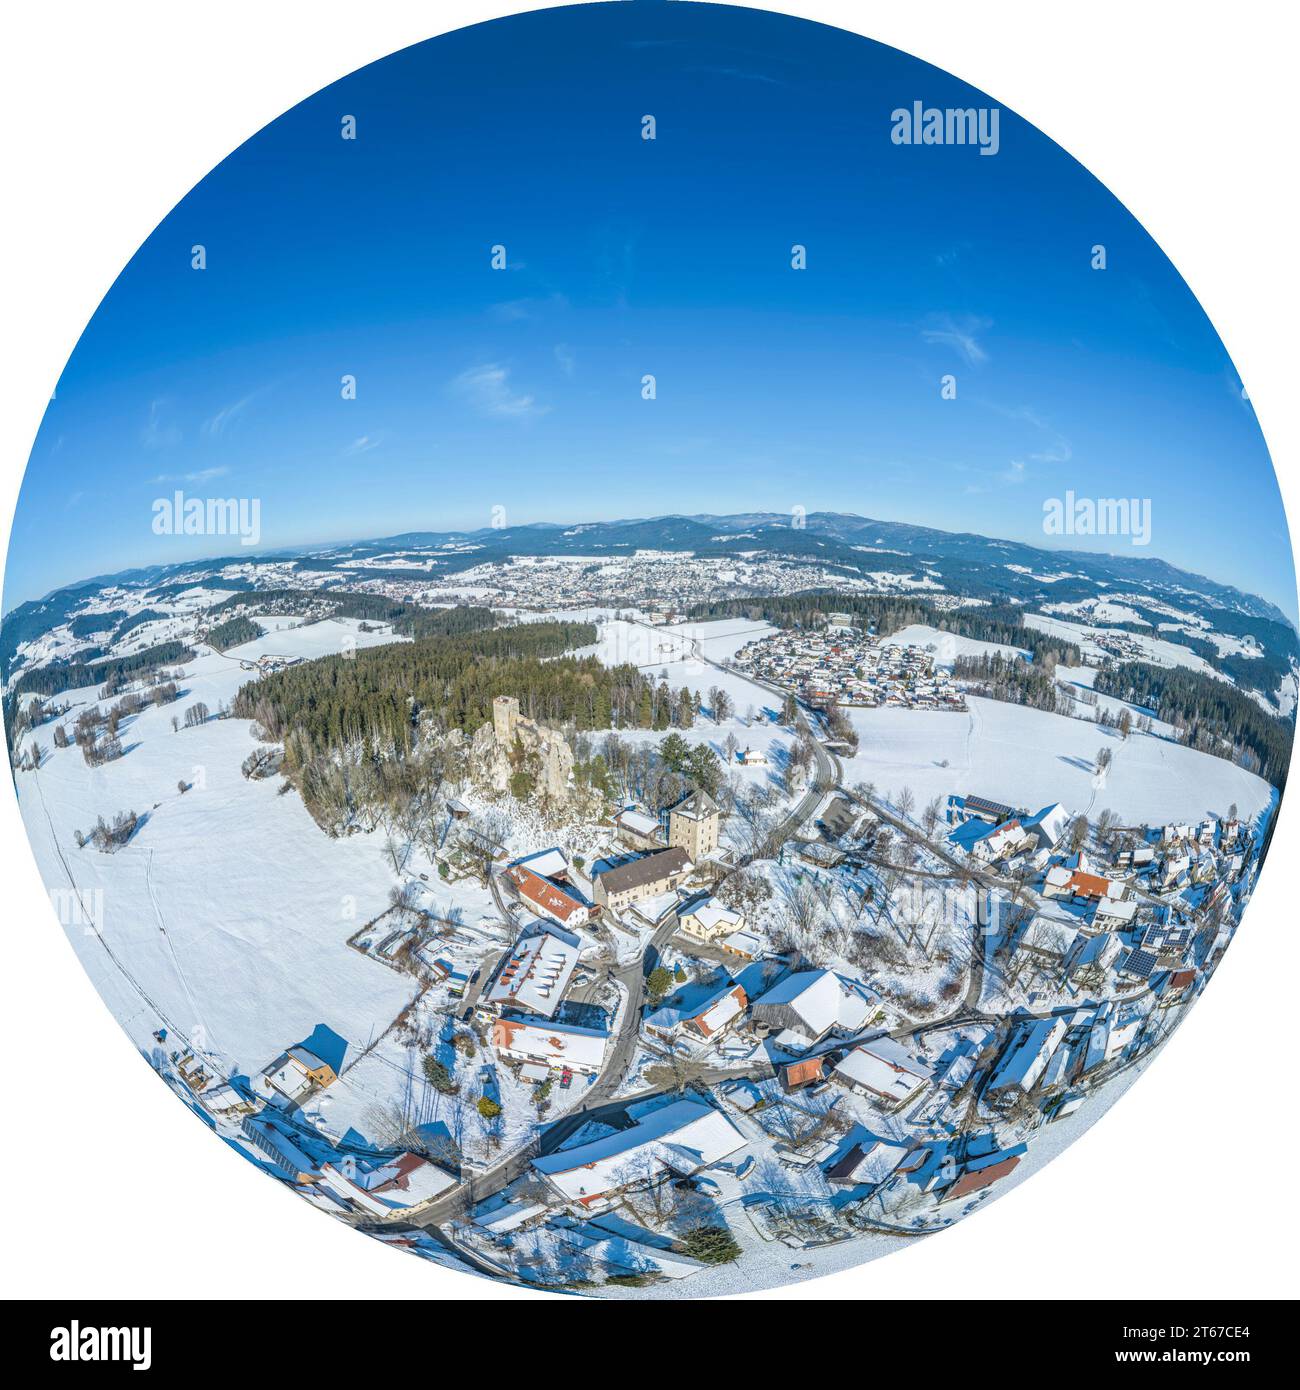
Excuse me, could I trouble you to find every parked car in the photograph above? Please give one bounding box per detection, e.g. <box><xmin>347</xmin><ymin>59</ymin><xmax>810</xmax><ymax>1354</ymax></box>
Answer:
<box><xmin>734</xmin><ymin>1155</ymin><xmax>756</xmax><ymax>1180</ymax></box>
<box><xmin>559</xmin><ymin>1067</ymin><xmax>574</xmax><ymax>1089</ymax></box>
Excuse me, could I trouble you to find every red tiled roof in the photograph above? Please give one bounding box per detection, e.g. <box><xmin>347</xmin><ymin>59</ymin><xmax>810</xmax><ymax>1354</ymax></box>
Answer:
<box><xmin>782</xmin><ymin>1057</ymin><xmax>825</xmax><ymax>1089</ymax></box>
<box><xmin>943</xmin><ymin>1153</ymin><xmax>1021</xmax><ymax>1202</ymax></box>
<box><xmin>507</xmin><ymin>865</ymin><xmax>585</xmax><ymax>922</ymax></box>
<box><xmin>1067</xmin><ymin>870</ymin><xmax>1112</xmax><ymax>899</ymax></box>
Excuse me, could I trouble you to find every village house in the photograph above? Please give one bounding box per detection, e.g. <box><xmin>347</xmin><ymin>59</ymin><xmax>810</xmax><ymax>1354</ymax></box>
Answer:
<box><xmin>1115</xmin><ymin>843</ymin><xmax>1156</xmax><ymax>872</ymax></box>
<box><xmin>531</xmin><ymin>1098</ymin><xmax>745</xmax><ymax>1206</ymax></box>
<box><xmin>1092</xmin><ymin>895</ymin><xmax>1138</xmax><ymax>930</ymax></box>
<box><xmin>833</xmin><ymin>1036</ymin><xmax>934</xmax><ymax>1108</ymax></box>
<box><xmin>819</xmin><ymin>795</ymin><xmax>858</xmax><ymax>839</ymax></box>
<box><xmin>1116</xmin><ymin>944</ymin><xmax>1160</xmax><ymax>982</ymax></box>
<box><xmin>798</xmin><ymin>840</ymin><xmax>845</xmax><ymax>869</ymax></box>
<box><xmin>1064</xmin><ymin>929</ymin><xmax>1124</xmax><ymax>985</ymax></box>
<box><xmin>676</xmin><ymin>895</ymin><xmax>745</xmax><ymax>944</ymax></box>
<box><xmin>1157</xmin><ymin>968</ymin><xmax>1198</xmax><ymax>1007</ymax></box>
<box><xmin>781</xmin><ymin>1056</ymin><xmax>826</xmax><ymax>1092</ymax></box>
<box><xmin>645</xmin><ymin>981</ymin><xmax>749</xmax><ymax>1045</ymax></box>
<box><xmin>519</xmin><ymin>1214</ymin><xmax>711</xmax><ymax>1285</ymax></box>
<box><xmin>934</xmin><ymin>1143</ymin><xmax>1027</xmax><ymax>1204</ymax></box>
<box><xmin>505</xmin><ymin>854</ymin><xmax>592</xmax><ymax>930</ymax></box>
<box><xmin>317</xmin><ymin>1152</ymin><xmax>458</xmax><ymax>1219</ymax></box>
<box><xmin>591</xmin><ymin>846</ymin><xmax>692</xmax><ymax>911</ymax></box>
<box><xmin>490</xmin><ymin>1016</ymin><xmax>608</xmax><ymax>1075</ymax></box>
<box><xmin>241</xmin><ymin>1114</ymin><xmax>320</xmax><ymax>1183</ymax></box>
<box><xmin>1158</xmin><ymin>852</ymin><xmax>1191</xmax><ymax>891</ymax></box>
<box><xmin>985</xmin><ymin>1017</ymin><xmax>1069</xmax><ymax>1106</ymax></box>
<box><xmin>256</xmin><ymin>1045</ymin><xmax>337</xmax><ymax>1103</ymax></box>
<box><xmin>750</xmin><ymin>968</ymin><xmax>878</xmax><ymax>1051</ymax></box>
<box><xmin>1141</xmin><ymin>916</ymin><xmax>1194</xmax><ymax>963</ymax></box>
<box><xmin>956</xmin><ymin>815</ymin><xmax>1035</xmax><ymax>865</ymax></box>
<box><xmin>612</xmin><ymin>805</ymin><xmax>665</xmax><ymax>851</ymax></box>
<box><xmin>482</xmin><ymin>921</ymin><xmax>583</xmax><ymax>1019</ymax></box>
<box><xmin>1021</xmin><ymin>802</ymin><xmax>1070</xmax><ymax>852</ymax></box>
<box><xmin>715</xmin><ymin>927</ymin><xmax>765</xmax><ymax>961</ymax></box>
<box><xmin>886</xmin><ymin>1133</ymin><xmax>1028</xmax><ymax>1206</ymax></box>
<box><xmin>1042</xmin><ymin>865</ymin><xmax>1125</xmax><ymax>908</ymax></box>
<box><xmin>667</xmin><ymin>789</ymin><xmax>721</xmax><ymax>861</ymax></box>
<box><xmin>961</xmin><ymin>794</ymin><xmax>1017</xmax><ymax>825</ymax></box>
<box><xmin>825</xmin><ymin>1136</ymin><xmax>913</xmax><ymax>1190</ymax></box>
<box><xmin>199</xmin><ymin>1080</ymin><xmax>260</xmax><ymax>1118</ymax></box>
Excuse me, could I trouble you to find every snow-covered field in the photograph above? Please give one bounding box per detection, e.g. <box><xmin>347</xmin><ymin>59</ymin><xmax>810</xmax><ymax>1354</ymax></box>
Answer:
<box><xmin>841</xmin><ymin>695</ymin><xmax>1273</xmax><ymax>826</ymax></box>
<box><xmin>580</xmin><ymin>617</ymin><xmax>781</xmax><ymax>720</ymax></box>
<box><xmin>16</xmin><ymin>618</ymin><xmax>418</xmax><ymax>1081</ymax></box>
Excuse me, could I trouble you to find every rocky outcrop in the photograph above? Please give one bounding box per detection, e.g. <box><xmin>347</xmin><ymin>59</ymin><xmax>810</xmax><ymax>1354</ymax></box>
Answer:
<box><xmin>467</xmin><ymin>712</ymin><xmax>574</xmax><ymax>803</ymax></box>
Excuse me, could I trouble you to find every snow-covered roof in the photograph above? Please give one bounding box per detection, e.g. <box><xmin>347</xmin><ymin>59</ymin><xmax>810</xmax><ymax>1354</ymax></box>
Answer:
<box><xmin>513</xmin><ymin>846</ymin><xmax>570</xmax><ymax>879</ymax></box>
<box><xmin>1024</xmin><ymin>802</ymin><xmax>1069</xmax><ymax>846</ymax></box>
<box><xmin>491</xmin><ymin>1016</ymin><xmax>609</xmax><ymax>1070</ymax></box>
<box><xmin>834</xmin><ymin>1037</ymin><xmax>933</xmax><ymax>1102</ymax></box>
<box><xmin>670</xmin><ymin>789</ymin><xmax>720</xmax><ymax>822</ymax></box>
<box><xmin>258</xmin><ymin>1052</ymin><xmax>314</xmax><ymax>1099</ymax></box>
<box><xmin>988</xmin><ymin>1017</ymin><xmax>1068</xmax><ymax>1094</ymax></box>
<box><xmin>646</xmin><ymin>982</ymin><xmax>747</xmax><ymax>1037</ymax></box>
<box><xmin>542</xmin><ymin>1215</ymin><xmax>708</xmax><ymax>1280</ymax></box>
<box><xmin>678</xmin><ymin>896</ymin><xmax>743</xmax><ymax>934</ymax></box>
<box><xmin>719</xmin><ymin>928</ymin><xmax>763</xmax><ymax>958</ymax></box>
<box><xmin>1094</xmin><ymin>897</ymin><xmax>1138</xmax><ymax>925</ymax></box>
<box><xmin>614</xmin><ymin>807</ymin><xmax>661</xmax><ymax>839</ymax></box>
<box><xmin>693</xmin><ymin>984</ymin><xmax>747</xmax><ymax>1038</ymax></box>
<box><xmin>826</xmin><ymin>1137</ymin><xmax>912</xmax><ymax>1186</ymax></box>
<box><xmin>753</xmin><ymin>968</ymin><xmax>874</xmax><ymax>1037</ymax></box>
<box><xmin>532</xmin><ymin>1099</ymin><xmax>745</xmax><ymax>1202</ymax></box>
<box><xmin>473</xmin><ymin>1197</ymin><xmax>548</xmax><ymax>1233</ymax></box>
<box><xmin>359</xmin><ymin>1151</ymin><xmax>458</xmax><ymax>1206</ymax></box>
<box><xmin>484</xmin><ymin>922</ymin><xmax>581</xmax><ymax>1018</ymax></box>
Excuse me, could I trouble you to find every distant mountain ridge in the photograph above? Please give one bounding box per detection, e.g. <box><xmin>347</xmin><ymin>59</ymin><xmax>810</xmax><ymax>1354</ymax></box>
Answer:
<box><xmin>4</xmin><ymin>511</ymin><xmax>1295</xmax><ymax>684</ymax></box>
<box><xmin>350</xmin><ymin>511</ymin><xmax>1292</xmax><ymax>630</ymax></box>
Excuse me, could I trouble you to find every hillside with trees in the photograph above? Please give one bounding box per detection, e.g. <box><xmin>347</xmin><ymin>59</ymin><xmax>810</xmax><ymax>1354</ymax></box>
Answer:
<box><xmin>232</xmin><ymin>619</ymin><xmax>703</xmax><ymax>830</ymax></box>
<box><xmin>1094</xmin><ymin>661</ymin><xmax>1294</xmax><ymax>790</ymax></box>
<box><xmin>207</xmin><ymin>615</ymin><xmax>264</xmax><ymax>651</ymax></box>
<box><xmin>206</xmin><ymin>589</ymin><xmax>498</xmax><ymax>641</ymax></box>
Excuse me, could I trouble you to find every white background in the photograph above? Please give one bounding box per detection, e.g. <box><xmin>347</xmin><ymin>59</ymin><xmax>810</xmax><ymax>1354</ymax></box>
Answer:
<box><xmin>1</xmin><ymin>0</ymin><xmax>1296</xmax><ymax>1302</ymax></box>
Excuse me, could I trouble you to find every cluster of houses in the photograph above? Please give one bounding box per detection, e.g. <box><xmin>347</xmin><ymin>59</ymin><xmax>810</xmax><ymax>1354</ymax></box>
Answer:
<box><xmin>732</xmin><ymin>624</ymin><xmax>966</xmax><ymax>710</ymax></box>
<box><xmin>213</xmin><ymin>732</ymin><xmax>1256</xmax><ymax>1284</ymax></box>
<box><xmin>941</xmin><ymin>792</ymin><xmax>1249</xmax><ymax>1009</ymax></box>
<box><xmin>239</xmin><ymin>1113</ymin><xmax>458</xmax><ymax>1220</ymax></box>
<box><xmin>461</xmin><ymin>791</ymin><xmax>736</xmax><ymax>1080</ymax></box>
<box><xmin>173</xmin><ymin>1033</ymin><xmax>461</xmax><ymax>1222</ymax></box>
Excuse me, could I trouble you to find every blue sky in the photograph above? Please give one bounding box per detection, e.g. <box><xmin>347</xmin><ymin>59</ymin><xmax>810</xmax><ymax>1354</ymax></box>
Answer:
<box><xmin>7</xmin><ymin>0</ymin><xmax>1295</xmax><ymax>620</ymax></box>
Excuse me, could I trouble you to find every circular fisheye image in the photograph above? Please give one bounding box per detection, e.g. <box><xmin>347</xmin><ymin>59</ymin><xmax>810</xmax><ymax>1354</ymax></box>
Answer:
<box><xmin>3</xmin><ymin>2</ymin><xmax>1294</xmax><ymax>1298</ymax></box>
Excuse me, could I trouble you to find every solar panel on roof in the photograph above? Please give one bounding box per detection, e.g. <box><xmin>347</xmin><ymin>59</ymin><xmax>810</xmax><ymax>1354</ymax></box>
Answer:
<box><xmin>1122</xmin><ymin>948</ymin><xmax>1158</xmax><ymax>978</ymax></box>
